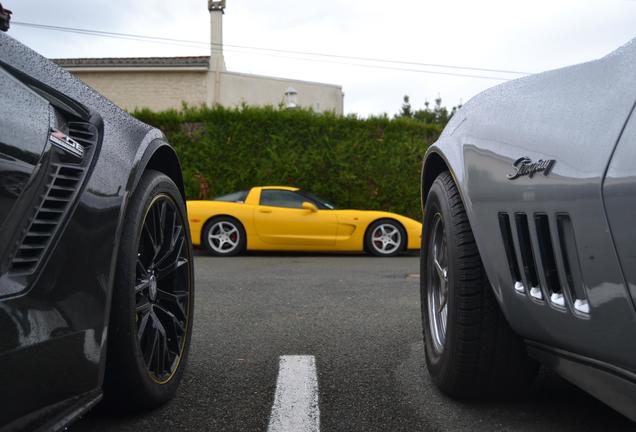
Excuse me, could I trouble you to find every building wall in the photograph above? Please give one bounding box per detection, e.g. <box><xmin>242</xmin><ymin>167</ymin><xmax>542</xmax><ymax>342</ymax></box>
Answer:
<box><xmin>71</xmin><ymin>70</ymin><xmax>209</xmax><ymax>112</ymax></box>
<box><xmin>67</xmin><ymin>69</ymin><xmax>344</xmax><ymax>115</ymax></box>
<box><xmin>217</xmin><ymin>71</ymin><xmax>344</xmax><ymax>115</ymax></box>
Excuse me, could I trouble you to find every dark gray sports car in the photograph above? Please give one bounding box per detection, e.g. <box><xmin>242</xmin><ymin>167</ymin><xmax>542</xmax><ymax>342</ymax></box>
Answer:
<box><xmin>0</xmin><ymin>25</ymin><xmax>194</xmax><ymax>431</ymax></box>
<box><xmin>420</xmin><ymin>39</ymin><xmax>636</xmax><ymax>420</ymax></box>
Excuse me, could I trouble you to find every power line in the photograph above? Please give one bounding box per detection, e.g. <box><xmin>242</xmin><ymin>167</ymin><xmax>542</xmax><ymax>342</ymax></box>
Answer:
<box><xmin>12</xmin><ymin>21</ymin><xmax>531</xmax><ymax>80</ymax></box>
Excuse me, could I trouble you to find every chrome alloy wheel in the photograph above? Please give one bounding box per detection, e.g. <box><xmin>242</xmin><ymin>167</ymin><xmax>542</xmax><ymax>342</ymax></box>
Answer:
<box><xmin>427</xmin><ymin>213</ymin><xmax>449</xmax><ymax>354</ymax></box>
<box><xmin>207</xmin><ymin>221</ymin><xmax>240</xmax><ymax>254</ymax></box>
<box><xmin>371</xmin><ymin>223</ymin><xmax>402</xmax><ymax>254</ymax></box>
<box><xmin>135</xmin><ymin>194</ymin><xmax>191</xmax><ymax>384</ymax></box>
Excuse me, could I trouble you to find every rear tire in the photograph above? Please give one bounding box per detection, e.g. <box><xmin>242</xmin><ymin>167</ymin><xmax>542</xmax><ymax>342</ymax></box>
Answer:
<box><xmin>103</xmin><ymin>170</ymin><xmax>194</xmax><ymax>412</ymax></box>
<box><xmin>421</xmin><ymin>171</ymin><xmax>537</xmax><ymax>397</ymax></box>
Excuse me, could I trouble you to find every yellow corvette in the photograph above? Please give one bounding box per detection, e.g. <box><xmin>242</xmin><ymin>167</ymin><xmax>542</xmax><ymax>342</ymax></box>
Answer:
<box><xmin>187</xmin><ymin>186</ymin><xmax>421</xmax><ymax>257</ymax></box>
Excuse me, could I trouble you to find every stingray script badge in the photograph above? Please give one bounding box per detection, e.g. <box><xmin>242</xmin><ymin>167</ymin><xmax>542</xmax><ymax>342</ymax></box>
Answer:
<box><xmin>507</xmin><ymin>157</ymin><xmax>555</xmax><ymax>180</ymax></box>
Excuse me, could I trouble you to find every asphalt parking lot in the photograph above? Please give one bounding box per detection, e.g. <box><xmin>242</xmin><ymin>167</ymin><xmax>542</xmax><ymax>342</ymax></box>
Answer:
<box><xmin>74</xmin><ymin>253</ymin><xmax>634</xmax><ymax>431</ymax></box>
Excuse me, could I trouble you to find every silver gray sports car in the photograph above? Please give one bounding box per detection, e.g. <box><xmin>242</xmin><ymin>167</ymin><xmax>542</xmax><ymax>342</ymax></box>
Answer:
<box><xmin>420</xmin><ymin>38</ymin><xmax>636</xmax><ymax>421</ymax></box>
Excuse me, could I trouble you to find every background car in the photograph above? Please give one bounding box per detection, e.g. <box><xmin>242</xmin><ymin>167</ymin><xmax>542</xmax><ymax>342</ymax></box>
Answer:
<box><xmin>0</xmin><ymin>31</ymin><xmax>194</xmax><ymax>430</ymax></box>
<box><xmin>187</xmin><ymin>186</ymin><xmax>421</xmax><ymax>257</ymax></box>
<box><xmin>419</xmin><ymin>39</ymin><xmax>636</xmax><ymax>421</ymax></box>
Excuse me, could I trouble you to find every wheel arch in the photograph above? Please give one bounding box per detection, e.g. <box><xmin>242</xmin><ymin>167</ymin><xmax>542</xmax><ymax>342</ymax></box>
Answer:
<box><xmin>138</xmin><ymin>142</ymin><xmax>186</xmax><ymax>200</ymax></box>
<box><xmin>421</xmin><ymin>145</ymin><xmax>508</xmax><ymax>310</ymax></box>
<box><xmin>421</xmin><ymin>149</ymin><xmax>462</xmax><ymax>216</ymax></box>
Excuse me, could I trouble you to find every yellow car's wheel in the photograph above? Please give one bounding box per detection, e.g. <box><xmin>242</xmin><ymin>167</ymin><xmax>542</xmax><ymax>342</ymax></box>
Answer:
<box><xmin>202</xmin><ymin>216</ymin><xmax>246</xmax><ymax>256</ymax></box>
<box><xmin>365</xmin><ymin>219</ymin><xmax>406</xmax><ymax>257</ymax></box>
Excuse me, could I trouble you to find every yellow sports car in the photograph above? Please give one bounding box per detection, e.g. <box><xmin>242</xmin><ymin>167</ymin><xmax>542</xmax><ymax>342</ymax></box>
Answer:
<box><xmin>187</xmin><ymin>186</ymin><xmax>421</xmax><ymax>257</ymax></box>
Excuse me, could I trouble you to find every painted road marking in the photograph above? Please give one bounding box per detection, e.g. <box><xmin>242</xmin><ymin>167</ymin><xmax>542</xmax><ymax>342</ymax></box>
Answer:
<box><xmin>267</xmin><ymin>355</ymin><xmax>320</xmax><ymax>432</ymax></box>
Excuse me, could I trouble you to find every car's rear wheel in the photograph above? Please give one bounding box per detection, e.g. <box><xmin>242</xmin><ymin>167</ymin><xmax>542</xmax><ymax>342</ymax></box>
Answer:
<box><xmin>104</xmin><ymin>170</ymin><xmax>194</xmax><ymax>412</ymax></box>
<box><xmin>421</xmin><ymin>171</ymin><xmax>537</xmax><ymax>397</ymax></box>
<box><xmin>202</xmin><ymin>216</ymin><xmax>246</xmax><ymax>256</ymax></box>
<box><xmin>365</xmin><ymin>219</ymin><xmax>406</xmax><ymax>257</ymax></box>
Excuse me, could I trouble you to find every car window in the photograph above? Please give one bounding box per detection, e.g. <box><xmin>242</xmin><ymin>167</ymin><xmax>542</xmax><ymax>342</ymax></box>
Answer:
<box><xmin>297</xmin><ymin>190</ymin><xmax>336</xmax><ymax>210</ymax></box>
<box><xmin>259</xmin><ymin>189</ymin><xmax>307</xmax><ymax>209</ymax></box>
<box><xmin>213</xmin><ymin>190</ymin><xmax>249</xmax><ymax>202</ymax></box>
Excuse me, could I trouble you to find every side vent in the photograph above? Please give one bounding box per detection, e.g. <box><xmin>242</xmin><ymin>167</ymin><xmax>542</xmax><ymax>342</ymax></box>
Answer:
<box><xmin>557</xmin><ymin>215</ymin><xmax>590</xmax><ymax>314</ymax></box>
<box><xmin>535</xmin><ymin>214</ymin><xmax>564</xmax><ymax>307</ymax></box>
<box><xmin>9</xmin><ymin>164</ymin><xmax>84</xmax><ymax>275</ymax></box>
<box><xmin>68</xmin><ymin>121</ymin><xmax>98</xmax><ymax>147</ymax></box>
<box><xmin>498</xmin><ymin>213</ymin><xmax>524</xmax><ymax>293</ymax></box>
<box><xmin>515</xmin><ymin>213</ymin><xmax>542</xmax><ymax>300</ymax></box>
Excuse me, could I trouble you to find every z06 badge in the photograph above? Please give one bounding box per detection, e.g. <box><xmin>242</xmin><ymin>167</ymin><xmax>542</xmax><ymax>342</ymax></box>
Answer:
<box><xmin>49</xmin><ymin>129</ymin><xmax>84</xmax><ymax>158</ymax></box>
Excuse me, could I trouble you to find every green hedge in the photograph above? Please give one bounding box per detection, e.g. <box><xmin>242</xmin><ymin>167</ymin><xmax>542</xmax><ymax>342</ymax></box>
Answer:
<box><xmin>133</xmin><ymin>105</ymin><xmax>441</xmax><ymax>220</ymax></box>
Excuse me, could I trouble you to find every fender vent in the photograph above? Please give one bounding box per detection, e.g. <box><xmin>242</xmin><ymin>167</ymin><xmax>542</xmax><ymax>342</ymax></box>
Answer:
<box><xmin>68</xmin><ymin>121</ymin><xmax>98</xmax><ymax>147</ymax></box>
<box><xmin>498</xmin><ymin>212</ymin><xmax>589</xmax><ymax>315</ymax></box>
<box><xmin>8</xmin><ymin>120</ymin><xmax>95</xmax><ymax>276</ymax></box>
<box><xmin>9</xmin><ymin>164</ymin><xmax>84</xmax><ymax>275</ymax></box>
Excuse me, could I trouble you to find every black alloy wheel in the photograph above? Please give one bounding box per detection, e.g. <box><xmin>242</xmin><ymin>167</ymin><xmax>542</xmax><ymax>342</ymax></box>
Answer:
<box><xmin>135</xmin><ymin>193</ymin><xmax>190</xmax><ymax>383</ymax></box>
<box><xmin>104</xmin><ymin>170</ymin><xmax>194</xmax><ymax>412</ymax></box>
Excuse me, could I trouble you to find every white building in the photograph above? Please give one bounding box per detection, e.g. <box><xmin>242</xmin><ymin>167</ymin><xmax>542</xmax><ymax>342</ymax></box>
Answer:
<box><xmin>54</xmin><ymin>0</ymin><xmax>344</xmax><ymax>114</ymax></box>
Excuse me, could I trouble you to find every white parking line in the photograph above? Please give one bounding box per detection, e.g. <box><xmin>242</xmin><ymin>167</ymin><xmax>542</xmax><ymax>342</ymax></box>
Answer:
<box><xmin>267</xmin><ymin>355</ymin><xmax>320</xmax><ymax>432</ymax></box>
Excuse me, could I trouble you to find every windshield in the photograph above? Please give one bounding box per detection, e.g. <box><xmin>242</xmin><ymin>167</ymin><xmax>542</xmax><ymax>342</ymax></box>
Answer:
<box><xmin>297</xmin><ymin>190</ymin><xmax>337</xmax><ymax>210</ymax></box>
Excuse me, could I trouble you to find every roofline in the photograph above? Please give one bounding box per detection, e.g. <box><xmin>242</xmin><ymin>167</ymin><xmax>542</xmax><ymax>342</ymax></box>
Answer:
<box><xmin>257</xmin><ymin>186</ymin><xmax>299</xmax><ymax>191</ymax></box>
<box><xmin>60</xmin><ymin>66</ymin><xmax>210</xmax><ymax>73</ymax></box>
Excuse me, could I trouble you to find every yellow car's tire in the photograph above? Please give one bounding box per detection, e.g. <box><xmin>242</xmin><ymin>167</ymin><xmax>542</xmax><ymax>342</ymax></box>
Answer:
<box><xmin>364</xmin><ymin>219</ymin><xmax>406</xmax><ymax>257</ymax></box>
<box><xmin>202</xmin><ymin>216</ymin><xmax>246</xmax><ymax>256</ymax></box>
<box><xmin>103</xmin><ymin>170</ymin><xmax>194</xmax><ymax>412</ymax></box>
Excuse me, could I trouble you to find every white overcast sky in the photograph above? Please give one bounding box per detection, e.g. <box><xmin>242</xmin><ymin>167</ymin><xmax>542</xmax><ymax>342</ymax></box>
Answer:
<box><xmin>6</xmin><ymin>0</ymin><xmax>636</xmax><ymax>116</ymax></box>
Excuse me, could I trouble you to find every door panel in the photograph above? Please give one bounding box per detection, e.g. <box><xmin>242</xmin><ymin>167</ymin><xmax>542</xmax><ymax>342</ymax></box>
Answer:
<box><xmin>254</xmin><ymin>206</ymin><xmax>337</xmax><ymax>246</ymax></box>
<box><xmin>604</xmin><ymin>107</ymin><xmax>636</xmax><ymax>311</ymax></box>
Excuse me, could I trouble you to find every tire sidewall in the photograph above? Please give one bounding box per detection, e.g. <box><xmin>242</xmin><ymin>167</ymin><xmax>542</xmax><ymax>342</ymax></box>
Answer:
<box><xmin>202</xmin><ymin>216</ymin><xmax>246</xmax><ymax>256</ymax></box>
<box><xmin>365</xmin><ymin>219</ymin><xmax>406</xmax><ymax>257</ymax></box>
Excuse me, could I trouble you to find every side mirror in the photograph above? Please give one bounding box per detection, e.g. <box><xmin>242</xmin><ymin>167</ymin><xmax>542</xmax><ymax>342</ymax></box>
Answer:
<box><xmin>302</xmin><ymin>201</ymin><xmax>318</xmax><ymax>212</ymax></box>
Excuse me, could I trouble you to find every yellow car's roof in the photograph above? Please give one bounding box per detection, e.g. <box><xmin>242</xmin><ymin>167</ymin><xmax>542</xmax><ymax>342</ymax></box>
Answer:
<box><xmin>258</xmin><ymin>186</ymin><xmax>299</xmax><ymax>191</ymax></box>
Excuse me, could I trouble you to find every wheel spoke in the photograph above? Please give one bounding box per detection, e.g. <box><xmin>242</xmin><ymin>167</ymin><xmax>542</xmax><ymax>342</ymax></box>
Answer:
<box><xmin>433</xmin><ymin>257</ymin><xmax>446</xmax><ymax>281</ymax></box>
<box><xmin>135</xmin><ymin>277</ymin><xmax>150</xmax><ymax>294</ymax></box>
<box><xmin>158</xmin><ymin>289</ymin><xmax>188</xmax><ymax>320</ymax></box>
<box><xmin>144</xmin><ymin>324</ymin><xmax>160</xmax><ymax>366</ymax></box>
<box><xmin>137</xmin><ymin>310</ymin><xmax>151</xmax><ymax>340</ymax></box>
<box><xmin>437</xmin><ymin>292</ymin><xmax>448</xmax><ymax>314</ymax></box>
<box><xmin>157</xmin><ymin>257</ymin><xmax>188</xmax><ymax>281</ymax></box>
<box><xmin>155</xmin><ymin>304</ymin><xmax>185</xmax><ymax>351</ymax></box>
<box><xmin>136</xmin><ymin>297</ymin><xmax>152</xmax><ymax>314</ymax></box>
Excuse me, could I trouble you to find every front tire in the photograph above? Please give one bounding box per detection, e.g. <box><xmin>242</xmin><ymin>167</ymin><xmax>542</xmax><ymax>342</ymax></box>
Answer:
<box><xmin>421</xmin><ymin>171</ymin><xmax>537</xmax><ymax>397</ymax></box>
<box><xmin>202</xmin><ymin>216</ymin><xmax>246</xmax><ymax>256</ymax></box>
<box><xmin>365</xmin><ymin>219</ymin><xmax>406</xmax><ymax>257</ymax></box>
<box><xmin>104</xmin><ymin>170</ymin><xmax>194</xmax><ymax>412</ymax></box>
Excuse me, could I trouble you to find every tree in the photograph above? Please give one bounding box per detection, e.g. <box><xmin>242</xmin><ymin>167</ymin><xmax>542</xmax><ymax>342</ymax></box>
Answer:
<box><xmin>399</xmin><ymin>95</ymin><xmax>413</xmax><ymax>118</ymax></box>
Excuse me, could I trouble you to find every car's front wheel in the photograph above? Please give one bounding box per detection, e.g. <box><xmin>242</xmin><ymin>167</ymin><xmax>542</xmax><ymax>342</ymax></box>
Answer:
<box><xmin>104</xmin><ymin>170</ymin><xmax>194</xmax><ymax>412</ymax></box>
<box><xmin>202</xmin><ymin>216</ymin><xmax>246</xmax><ymax>256</ymax></box>
<box><xmin>365</xmin><ymin>219</ymin><xmax>406</xmax><ymax>257</ymax></box>
<box><xmin>421</xmin><ymin>171</ymin><xmax>537</xmax><ymax>397</ymax></box>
